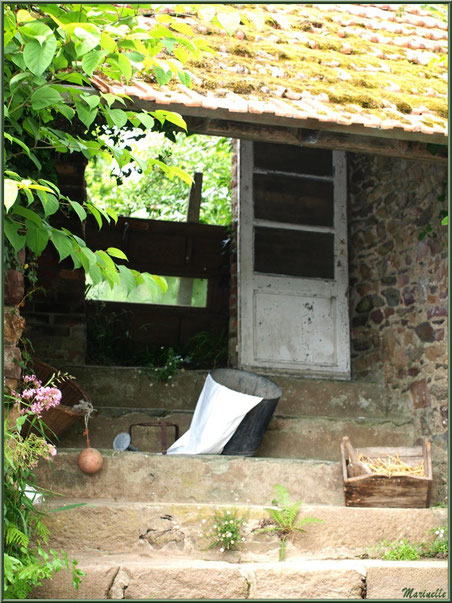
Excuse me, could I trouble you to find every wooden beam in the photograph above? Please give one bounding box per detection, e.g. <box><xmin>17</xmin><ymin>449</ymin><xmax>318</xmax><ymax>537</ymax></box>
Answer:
<box><xmin>177</xmin><ymin>172</ymin><xmax>203</xmax><ymax>306</ymax></box>
<box><xmin>186</xmin><ymin>172</ymin><xmax>203</xmax><ymax>222</ymax></box>
<box><xmin>184</xmin><ymin>117</ymin><xmax>447</xmax><ymax>164</ymax></box>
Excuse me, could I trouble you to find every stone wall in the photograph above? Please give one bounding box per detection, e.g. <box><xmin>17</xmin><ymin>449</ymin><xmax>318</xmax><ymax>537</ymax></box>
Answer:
<box><xmin>348</xmin><ymin>152</ymin><xmax>448</xmax><ymax>496</ymax></box>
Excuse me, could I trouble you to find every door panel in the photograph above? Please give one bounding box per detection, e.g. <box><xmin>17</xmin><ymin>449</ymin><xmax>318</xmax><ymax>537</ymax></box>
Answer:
<box><xmin>238</xmin><ymin>141</ymin><xmax>350</xmax><ymax>379</ymax></box>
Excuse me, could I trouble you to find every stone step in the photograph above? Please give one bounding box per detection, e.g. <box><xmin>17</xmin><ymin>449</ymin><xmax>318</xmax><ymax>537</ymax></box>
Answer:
<box><xmin>61</xmin><ymin>364</ymin><xmax>394</xmax><ymax>420</ymax></box>
<box><xmin>35</xmin><ymin>450</ymin><xmax>345</xmax><ymax>505</ymax></box>
<box><xmin>41</xmin><ymin>499</ymin><xmax>447</xmax><ymax>561</ymax></box>
<box><xmin>31</xmin><ymin>554</ymin><xmax>448</xmax><ymax>600</ymax></box>
<box><xmin>57</xmin><ymin>408</ymin><xmax>415</xmax><ymax>461</ymax></box>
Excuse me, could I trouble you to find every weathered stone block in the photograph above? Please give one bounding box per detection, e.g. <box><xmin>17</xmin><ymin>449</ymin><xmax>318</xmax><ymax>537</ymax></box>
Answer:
<box><xmin>382</xmin><ymin>287</ymin><xmax>400</xmax><ymax>307</ymax></box>
<box><xmin>365</xmin><ymin>560</ymin><xmax>448</xmax><ymax>600</ymax></box>
<box><xmin>4</xmin><ymin>269</ymin><xmax>24</xmax><ymax>306</ymax></box>
<box><xmin>410</xmin><ymin>379</ymin><xmax>431</xmax><ymax>409</ymax></box>
<box><xmin>4</xmin><ymin>308</ymin><xmax>26</xmax><ymax>345</ymax></box>
<box><xmin>4</xmin><ymin>346</ymin><xmax>22</xmax><ymax>380</ymax></box>
<box><xmin>252</xmin><ymin>561</ymin><xmax>364</xmax><ymax>599</ymax></box>
<box><xmin>415</xmin><ymin>322</ymin><xmax>436</xmax><ymax>342</ymax></box>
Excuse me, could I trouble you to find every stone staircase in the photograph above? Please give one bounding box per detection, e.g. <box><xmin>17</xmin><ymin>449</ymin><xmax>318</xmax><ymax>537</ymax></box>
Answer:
<box><xmin>33</xmin><ymin>452</ymin><xmax>447</xmax><ymax>599</ymax></box>
<box><xmin>31</xmin><ymin>367</ymin><xmax>448</xmax><ymax>599</ymax></box>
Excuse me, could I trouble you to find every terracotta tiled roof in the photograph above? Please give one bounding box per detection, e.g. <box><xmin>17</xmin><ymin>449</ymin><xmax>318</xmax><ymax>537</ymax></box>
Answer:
<box><xmin>91</xmin><ymin>3</ymin><xmax>448</xmax><ymax>142</ymax></box>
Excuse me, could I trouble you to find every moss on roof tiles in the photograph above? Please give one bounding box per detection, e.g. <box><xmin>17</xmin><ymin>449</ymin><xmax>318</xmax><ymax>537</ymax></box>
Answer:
<box><xmin>135</xmin><ymin>4</ymin><xmax>447</xmax><ymax>129</ymax></box>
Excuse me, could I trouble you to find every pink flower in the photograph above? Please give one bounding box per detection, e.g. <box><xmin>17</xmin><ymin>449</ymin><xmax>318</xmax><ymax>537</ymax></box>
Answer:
<box><xmin>47</xmin><ymin>444</ymin><xmax>57</xmax><ymax>457</ymax></box>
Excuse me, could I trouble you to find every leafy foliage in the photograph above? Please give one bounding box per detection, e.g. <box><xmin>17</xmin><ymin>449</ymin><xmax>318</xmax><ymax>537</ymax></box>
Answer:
<box><xmin>3</xmin><ymin>3</ymin><xmax>217</xmax><ymax>293</ymax></box>
<box><xmin>256</xmin><ymin>484</ymin><xmax>323</xmax><ymax>561</ymax></box>
<box><xmin>206</xmin><ymin>508</ymin><xmax>246</xmax><ymax>552</ymax></box>
<box><xmin>85</xmin><ymin>133</ymin><xmax>232</xmax><ymax>225</ymax></box>
<box><xmin>371</xmin><ymin>526</ymin><xmax>448</xmax><ymax>561</ymax></box>
<box><xmin>4</xmin><ymin>382</ymin><xmax>85</xmax><ymax>598</ymax></box>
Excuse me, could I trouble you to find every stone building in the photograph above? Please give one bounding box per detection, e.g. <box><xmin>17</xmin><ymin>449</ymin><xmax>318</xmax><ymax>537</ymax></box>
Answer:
<box><xmin>14</xmin><ymin>4</ymin><xmax>448</xmax><ymax>497</ymax></box>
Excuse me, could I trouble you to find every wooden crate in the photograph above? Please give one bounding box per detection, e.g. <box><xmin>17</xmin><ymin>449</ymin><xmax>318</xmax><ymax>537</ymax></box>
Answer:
<box><xmin>341</xmin><ymin>437</ymin><xmax>432</xmax><ymax>508</ymax></box>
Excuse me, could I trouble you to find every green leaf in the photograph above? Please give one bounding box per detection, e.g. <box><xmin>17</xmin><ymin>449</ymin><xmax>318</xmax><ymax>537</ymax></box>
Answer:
<box><xmin>82</xmin><ymin>50</ymin><xmax>106</xmax><ymax>76</ymax></box>
<box><xmin>26</xmin><ymin>221</ymin><xmax>49</xmax><ymax>256</ymax></box>
<box><xmin>38</xmin><ymin>179</ymin><xmax>60</xmax><ymax>193</ymax></box>
<box><xmin>101</xmin><ymin>92</ymin><xmax>119</xmax><ymax>107</ymax></box>
<box><xmin>37</xmin><ymin>190</ymin><xmax>59</xmax><ymax>217</ymax></box>
<box><xmin>117</xmin><ymin>53</ymin><xmax>132</xmax><ymax>83</ymax></box>
<box><xmin>87</xmin><ymin>261</ymin><xmax>103</xmax><ymax>286</ymax></box>
<box><xmin>4</xmin><ymin>179</ymin><xmax>19</xmax><ymax>211</ymax></box>
<box><xmin>177</xmin><ymin>70</ymin><xmax>191</xmax><ymax>88</ymax></box>
<box><xmin>70</xmin><ymin>251</ymin><xmax>82</xmax><ymax>270</ymax></box>
<box><xmin>125</xmin><ymin>50</ymin><xmax>145</xmax><ymax>63</ymax></box>
<box><xmin>105</xmin><ymin>207</ymin><xmax>118</xmax><ymax>223</ymax></box>
<box><xmin>47</xmin><ymin>503</ymin><xmax>87</xmax><ymax>513</ymax></box>
<box><xmin>153</xmin><ymin>65</ymin><xmax>172</xmax><ymax>86</ymax></box>
<box><xmin>162</xmin><ymin>37</ymin><xmax>177</xmax><ymax>53</ymax></box>
<box><xmin>55</xmin><ymin>104</ymin><xmax>76</xmax><ymax>120</ymax></box>
<box><xmin>21</xmin><ymin>187</ymin><xmax>34</xmax><ymax>205</ymax></box>
<box><xmin>87</xmin><ymin>204</ymin><xmax>103</xmax><ymax>229</ymax></box>
<box><xmin>168</xmin><ymin>165</ymin><xmax>193</xmax><ymax>186</ymax></box>
<box><xmin>135</xmin><ymin>112</ymin><xmax>155</xmax><ymax>129</ymax></box>
<box><xmin>79</xmin><ymin>246</ymin><xmax>97</xmax><ymax>267</ymax></box>
<box><xmin>23</xmin><ymin>37</ymin><xmax>58</xmax><ymax>76</ymax></box>
<box><xmin>96</xmin><ymin>250</ymin><xmax>119</xmax><ymax>286</ymax></box>
<box><xmin>71</xmin><ymin>23</ymin><xmax>101</xmax><ymax>57</ymax></box>
<box><xmin>53</xmin><ymin>51</ymin><xmax>69</xmax><ymax>70</ymax></box>
<box><xmin>4</xmin><ymin>219</ymin><xmax>26</xmax><ymax>253</ymax></box>
<box><xmin>100</xmin><ymin>31</ymin><xmax>116</xmax><ymax>52</ymax></box>
<box><xmin>12</xmin><ymin>205</ymin><xmax>42</xmax><ymax>227</ymax></box>
<box><xmin>54</xmin><ymin>72</ymin><xmax>89</xmax><ymax>85</ymax></box>
<box><xmin>107</xmin><ymin>247</ymin><xmax>128</xmax><ymax>260</ymax></box>
<box><xmin>118</xmin><ymin>265</ymin><xmax>137</xmax><ymax>295</ymax></box>
<box><xmin>74</xmin><ymin>100</ymin><xmax>98</xmax><ymax>129</ymax></box>
<box><xmin>441</xmin><ymin>215</ymin><xmax>448</xmax><ymax>226</ymax></box>
<box><xmin>5</xmin><ymin>133</ymin><xmax>31</xmax><ymax>155</ymax></box>
<box><xmin>80</xmin><ymin>93</ymin><xmax>101</xmax><ymax>110</ymax></box>
<box><xmin>16</xmin><ymin>9</ymin><xmax>34</xmax><ymax>23</ymax></box>
<box><xmin>173</xmin><ymin>46</ymin><xmax>190</xmax><ymax>65</ymax></box>
<box><xmin>75</xmin><ymin>248</ymin><xmax>90</xmax><ymax>273</ymax></box>
<box><xmin>31</xmin><ymin>86</ymin><xmax>63</xmax><ymax>110</ymax></box>
<box><xmin>9</xmin><ymin>72</ymin><xmax>31</xmax><ymax>90</ymax></box>
<box><xmin>217</xmin><ymin>11</ymin><xmax>241</xmax><ymax>35</ymax></box>
<box><xmin>151</xmin><ymin>274</ymin><xmax>168</xmax><ymax>293</ymax></box>
<box><xmin>170</xmin><ymin>20</ymin><xmax>194</xmax><ymax>36</ymax></box>
<box><xmin>105</xmin><ymin>108</ymin><xmax>128</xmax><ymax>129</ymax></box>
<box><xmin>50</xmin><ymin>230</ymin><xmax>74</xmax><ymax>261</ymax></box>
<box><xmin>153</xmin><ymin>109</ymin><xmax>186</xmax><ymax>130</ymax></box>
<box><xmin>69</xmin><ymin>200</ymin><xmax>87</xmax><ymax>222</ymax></box>
<box><xmin>96</xmin><ymin>249</ymin><xmax>116</xmax><ymax>271</ymax></box>
<box><xmin>20</xmin><ymin>20</ymin><xmax>53</xmax><ymax>41</ymax></box>
<box><xmin>23</xmin><ymin>117</ymin><xmax>40</xmax><ymax>137</ymax></box>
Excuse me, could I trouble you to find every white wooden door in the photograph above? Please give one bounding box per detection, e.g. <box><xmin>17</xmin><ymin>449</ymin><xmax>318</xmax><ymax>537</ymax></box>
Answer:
<box><xmin>238</xmin><ymin>141</ymin><xmax>350</xmax><ymax>379</ymax></box>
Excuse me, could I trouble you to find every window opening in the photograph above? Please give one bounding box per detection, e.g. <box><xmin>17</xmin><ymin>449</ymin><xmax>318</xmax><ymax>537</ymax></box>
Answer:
<box><xmin>86</xmin><ymin>275</ymin><xmax>208</xmax><ymax>307</ymax></box>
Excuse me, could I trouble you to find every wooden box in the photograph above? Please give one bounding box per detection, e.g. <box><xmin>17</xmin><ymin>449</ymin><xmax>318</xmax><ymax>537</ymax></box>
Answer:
<box><xmin>341</xmin><ymin>437</ymin><xmax>432</xmax><ymax>508</ymax></box>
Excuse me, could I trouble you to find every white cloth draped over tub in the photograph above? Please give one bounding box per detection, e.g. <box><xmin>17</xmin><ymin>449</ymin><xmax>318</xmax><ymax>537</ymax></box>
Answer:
<box><xmin>167</xmin><ymin>374</ymin><xmax>263</xmax><ymax>455</ymax></box>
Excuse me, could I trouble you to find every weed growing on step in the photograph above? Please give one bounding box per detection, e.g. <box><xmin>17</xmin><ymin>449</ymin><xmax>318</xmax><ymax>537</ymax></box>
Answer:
<box><xmin>255</xmin><ymin>484</ymin><xmax>323</xmax><ymax>561</ymax></box>
<box><xmin>373</xmin><ymin>525</ymin><xmax>448</xmax><ymax>560</ymax></box>
<box><xmin>206</xmin><ymin>508</ymin><xmax>246</xmax><ymax>552</ymax></box>
<box><xmin>420</xmin><ymin>526</ymin><xmax>448</xmax><ymax>559</ymax></box>
<box><xmin>378</xmin><ymin>539</ymin><xmax>421</xmax><ymax>561</ymax></box>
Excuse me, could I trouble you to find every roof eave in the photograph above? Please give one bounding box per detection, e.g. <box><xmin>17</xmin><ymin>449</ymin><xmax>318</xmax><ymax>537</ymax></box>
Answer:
<box><xmin>136</xmin><ymin>98</ymin><xmax>447</xmax><ymax>145</ymax></box>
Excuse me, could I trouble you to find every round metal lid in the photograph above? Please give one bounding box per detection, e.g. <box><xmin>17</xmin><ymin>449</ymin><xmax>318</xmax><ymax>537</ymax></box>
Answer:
<box><xmin>113</xmin><ymin>432</ymin><xmax>131</xmax><ymax>451</ymax></box>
